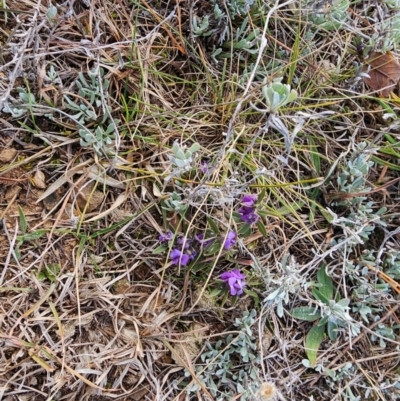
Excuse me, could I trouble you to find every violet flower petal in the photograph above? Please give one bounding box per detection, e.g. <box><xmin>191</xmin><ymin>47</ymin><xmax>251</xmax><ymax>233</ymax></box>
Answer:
<box><xmin>223</xmin><ymin>231</ymin><xmax>237</xmax><ymax>250</ymax></box>
<box><xmin>242</xmin><ymin>194</ymin><xmax>258</xmax><ymax>207</ymax></box>
<box><xmin>170</xmin><ymin>249</ymin><xmax>190</xmax><ymax>266</ymax></box>
<box><xmin>159</xmin><ymin>231</ymin><xmax>173</xmax><ymax>242</ymax></box>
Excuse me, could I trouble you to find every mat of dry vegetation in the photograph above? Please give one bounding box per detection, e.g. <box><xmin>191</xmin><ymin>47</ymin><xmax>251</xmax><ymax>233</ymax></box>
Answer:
<box><xmin>0</xmin><ymin>0</ymin><xmax>400</xmax><ymax>400</ymax></box>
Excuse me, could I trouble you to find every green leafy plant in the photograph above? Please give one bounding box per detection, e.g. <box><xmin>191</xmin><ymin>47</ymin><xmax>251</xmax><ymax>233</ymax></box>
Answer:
<box><xmin>226</xmin><ymin>0</ymin><xmax>255</xmax><ymax>19</ymax></box>
<box><xmin>38</xmin><ymin>263</ymin><xmax>61</xmax><ymax>282</ymax></box>
<box><xmin>292</xmin><ymin>265</ymin><xmax>360</xmax><ymax>367</ymax></box>
<box><xmin>192</xmin><ymin>15</ymin><xmax>212</xmax><ymax>37</ymax></box>
<box><xmin>383</xmin><ymin>0</ymin><xmax>400</xmax><ymax>9</ymax></box>
<box><xmin>165</xmin><ymin>141</ymin><xmax>200</xmax><ymax>182</ymax></box>
<box><xmin>2</xmin><ymin>88</ymin><xmax>37</xmax><ymax>117</ymax></box>
<box><xmin>223</xmin><ymin>17</ymin><xmax>261</xmax><ymax>55</ymax></box>
<box><xmin>329</xmin><ymin>143</ymin><xmax>387</xmax><ymax>247</ymax></box>
<box><xmin>262</xmin><ymin>79</ymin><xmax>297</xmax><ymax>113</ymax></box>
<box><xmin>46</xmin><ymin>4</ymin><xmax>57</xmax><ymax>23</ymax></box>
<box><xmin>79</xmin><ymin>121</ymin><xmax>118</xmax><ymax>155</ymax></box>
<box><xmin>384</xmin><ymin>249</ymin><xmax>400</xmax><ymax>279</ymax></box>
<box><xmin>369</xmin><ymin>15</ymin><xmax>400</xmax><ymax>52</ymax></box>
<box><xmin>15</xmin><ymin>230</ymin><xmax>47</xmax><ymax>261</ymax></box>
<box><xmin>161</xmin><ymin>191</ymin><xmax>189</xmax><ymax>215</ymax></box>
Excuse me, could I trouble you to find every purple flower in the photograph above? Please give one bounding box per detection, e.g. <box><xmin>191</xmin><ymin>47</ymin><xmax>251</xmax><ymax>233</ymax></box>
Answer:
<box><xmin>238</xmin><ymin>194</ymin><xmax>260</xmax><ymax>225</ymax></box>
<box><xmin>170</xmin><ymin>249</ymin><xmax>190</xmax><ymax>266</ymax></box>
<box><xmin>195</xmin><ymin>233</ymin><xmax>213</xmax><ymax>248</ymax></box>
<box><xmin>200</xmin><ymin>160</ymin><xmax>208</xmax><ymax>173</ymax></box>
<box><xmin>159</xmin><ymin>231</ymin><xmax>173</xmax><ymax>242</ymax></box>
<box><xmin>189</xmin><ymin>250</ymin><xmax>197</xmax><ymax>261</ymax></box>
<box><xmin>195</xmin><ymin>233</ymin><xmax>204</xmax><ymax>242</ymax></box>
<box><xmin>177</xmin><ymin>236</ymin><xmax>192</xmax><ymax>249</ymax></box>
<box><xmin>238</xmin><ymin>206</ymin><xmax>254</xmax><ymax>215</ymax></box>
<box><xmin>239</xmin><ymin>210</ymin><xmax>259</xmax><ymax>225</ymax></box>
<box><xmin>223</xmin><ymin>231</ymin><xmax>236</xmax><ymax>250</ymax></box>
<box><xmin>238</xmin><ymin>206</ymin><xmax>259</xmax><ymax>225</ymax></box>
<box><xmin>221</xmin><ymin>269</ymin><xmax>246</xmax><ymax>296</ymax></box>
<box><xmin>242</xmin><ymin>194</ymin><xmax>258</xmax><ymax>207</ymax></box>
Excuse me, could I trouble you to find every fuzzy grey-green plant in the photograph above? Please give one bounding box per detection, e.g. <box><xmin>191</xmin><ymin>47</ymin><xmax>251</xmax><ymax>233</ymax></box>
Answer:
<box><xmin>2</xmin><ymin>87</ymin><xmax>36</xmax><ymax>117</ymax></box>
<box><xmin>262</xmin><ymin>79</ymin><xmax>297</xmax><ymax>113</ymax></box>
<box><xmin>162</xmin><ymin>191</ymin><xmax>189</xmax><ymax>215</ymax></box>
<box><xmin>165</xmin><ymin>141</ymin><xmax>201</xmax><ymax>182</ymax></box>
<box><xmin>185</xmin><ymin>310</ymin><xmax>261</xmax><ymax>401</ymax></box>
<box><xmin>383</xmin><ymin>0</ymin><xmax>400</xmax><ymax>9</ymax></box>
<box><xmin>329</xmin><ymin>143</ymin><xmax>386</xmax><ymax>246</ymax></box>
<box><xmin>301</xmin><ymin>0</ymin><xmax>350</xmax><ymax>31</ymax></box>
<box><xmin>368</xmin><ymin>14</ymin><xmax>400</xmax><ymax>52</ymax></box>
<box><xmin>264</xmin><ymin>254</ymin><xmax>308</xmax><ymax>318</ymax></box>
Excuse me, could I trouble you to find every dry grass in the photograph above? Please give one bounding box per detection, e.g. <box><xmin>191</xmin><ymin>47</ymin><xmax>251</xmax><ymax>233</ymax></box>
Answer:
<box><xmin>0</xmin><ymin>0</ymin><xmax>400</xmax><ymax>400</ymax></box>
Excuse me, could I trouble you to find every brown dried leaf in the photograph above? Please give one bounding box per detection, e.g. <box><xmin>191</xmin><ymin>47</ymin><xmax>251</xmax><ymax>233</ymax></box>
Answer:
<box><xmin>362</xmin><ymin>51</ymin><xmax>400</xmax><ymax>97</ymax></box>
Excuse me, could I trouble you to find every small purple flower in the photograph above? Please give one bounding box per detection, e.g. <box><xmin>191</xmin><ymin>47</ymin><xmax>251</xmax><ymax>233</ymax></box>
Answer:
<box><xmin>238</xmin><ymin>206</ymin><xmax>259</xmax><ymax>225</ymax></box>
<box><xmin>242</xmin><ymin>194</ymin><xmax>258</xmax><ymax>207</ymax></box>
<box><xmin>238</xmin><ymin>194</ymin><xmax>260</xmax><ymax>225</ymax></box>
<box><xmin>221</xmin><ymin>269</ymin><xmax>246</xmax><ymax>296</ymax></box>
<box><xmin>223</xmin><ymin>231</ymin><xmax>236</xmax><ymax>250</ymax></box>
<box><xmin>177</xmin><ymin>236</ymin><xmax>192</xmax><ymax>249</ymax></box>
<box><xmin>159</xmin><ymin>231</ymin><xmax>173</xmax><ymax>242</ymax></box>
<box><xmin>239</xmin><ymin>210</ymin><xmax>259</xmax><ymax>225</ymax></box>
<box><xmin>238</xmin><ymin>206</ymin><xmax>254</xmax><ymax>216</ymax></box>
<box><xmin>195</xmin><ymin>233</ymin><xmax>204</xmax><ymax>242</ymax></box>
<box><xmin>170</xmin><ymin>249</ymin><xmax>190</xmax><ymax>266</ymax></box>
<box><xmin>195</xmin><ymin>233</ymin><xmax>213</xmax><ymax>248</ymax></box>
<box><xmin>200</xmin><ymin>160</ymin><xmax>208</xmax><ymax>173</ymax></box>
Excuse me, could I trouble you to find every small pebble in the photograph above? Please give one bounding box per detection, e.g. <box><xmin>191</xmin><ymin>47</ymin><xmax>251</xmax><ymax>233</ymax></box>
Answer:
<box><xmin>0</xmin><ymin>148</ymin><xmax>17</xmax><ymax>162</ymax></box>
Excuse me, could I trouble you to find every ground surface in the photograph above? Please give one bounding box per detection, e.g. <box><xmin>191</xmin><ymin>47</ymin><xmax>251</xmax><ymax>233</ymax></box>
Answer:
<box><xmin>0</xmin><ymin>0</ymin><xmax>400</xmax><ymax>400</ymax></box>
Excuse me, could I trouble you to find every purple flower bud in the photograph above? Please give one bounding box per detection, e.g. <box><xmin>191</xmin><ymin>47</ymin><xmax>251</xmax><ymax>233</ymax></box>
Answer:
<box><xmin>200</xmin><ymin>160</ymin><xmax>208</xmax><ymax>173</ymax></box>
<box><xmin>220</xmin><ymin>269</ymin><xmax>246</xmax><ymax>296</ymax></box>
<box><xmin>177</xmin><ymin>236</ymin><xmax>192</xmax><ymax>249</ymax></box>
<box><xmin>242</xmin><ymin>194</ymin><xmax>258</xmax><ymax>207</ymax></box>
<box><xmin>159</xmin><ymin>231</ymin><xmax>173</xmax><ymax>242</ymax></box>
<box><xmin>170</xmin><ymin>249</ymin><xmax>190</xmax><ymax>266</ymax></box>
<box><xmin>223</xmin><ymin>231</ymin><xmax>236</xmax><ymax>250</ymax></box>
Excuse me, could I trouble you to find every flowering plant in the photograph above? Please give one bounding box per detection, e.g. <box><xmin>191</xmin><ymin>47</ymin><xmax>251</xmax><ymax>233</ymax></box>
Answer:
<box><xmin>238</xmin><ymin>194</ymin><xmax>259</xmax><ymax>225</ymax></box>
<box><xmin>170</xmin><ymin>249</ymin><xmax>190</xmax><ymax>266</ymax></box>
<box><xmin>221</xmin><ymin>269</ymin><xmax>247</xmax><ymax>296</ymax></box>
